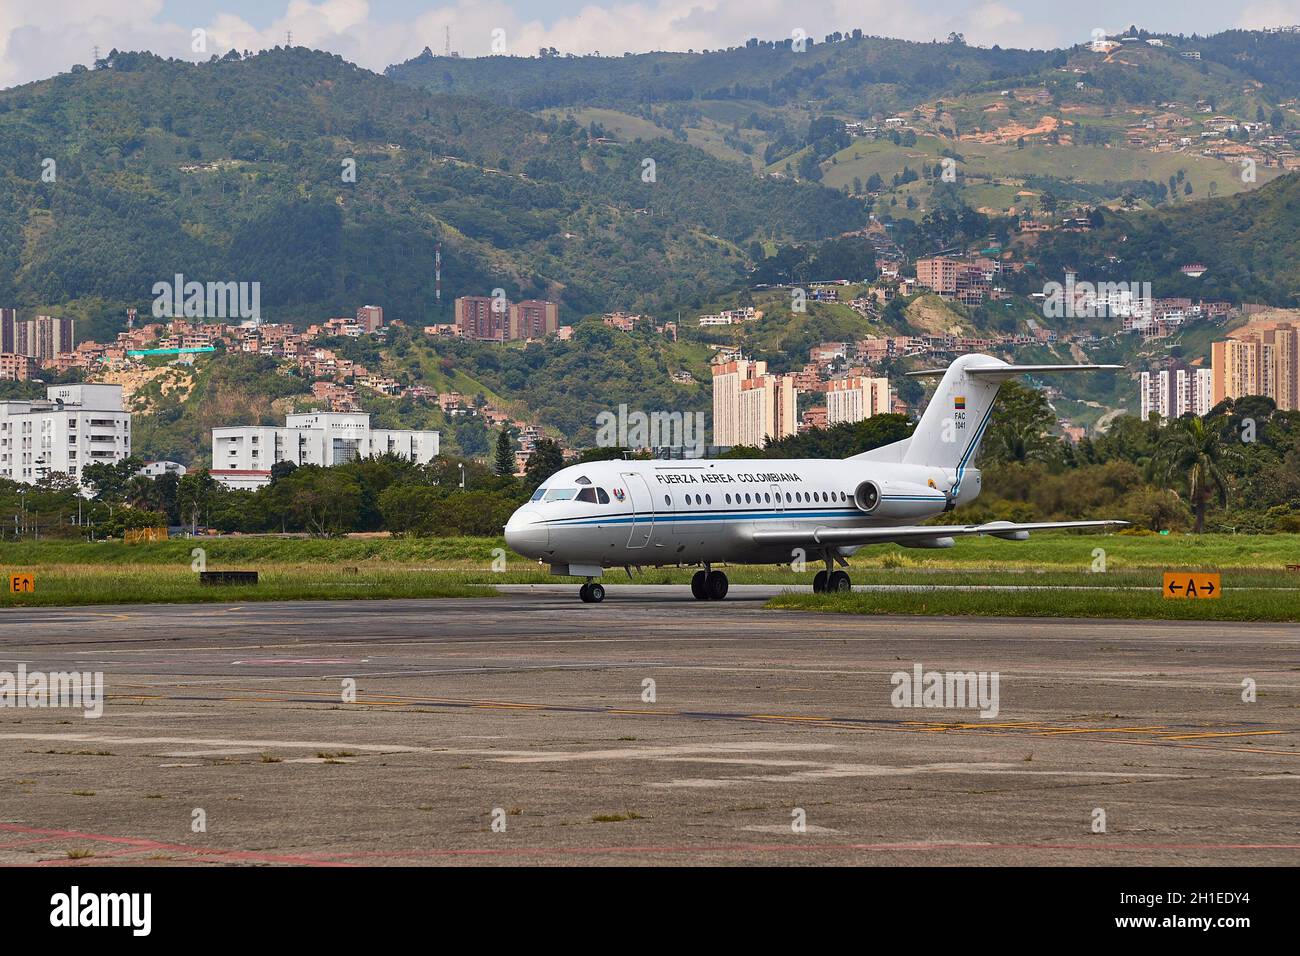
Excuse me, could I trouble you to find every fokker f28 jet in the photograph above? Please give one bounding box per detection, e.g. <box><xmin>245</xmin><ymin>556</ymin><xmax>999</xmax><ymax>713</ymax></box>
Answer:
<box><xmin>504</xmin><ymin>354</ymin><xmax>1126</xmax><ymax>603</ymax></box>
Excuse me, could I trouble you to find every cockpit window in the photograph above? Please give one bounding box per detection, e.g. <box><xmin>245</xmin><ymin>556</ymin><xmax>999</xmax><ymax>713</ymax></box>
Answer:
<box><xmin>597</xmin><ymin>488</ymin><xmax>610</xmax><ymax>504</ymax></box>
<box><xmin>576</xmin><ymin>487</ymin><xmax>598</xmax><ymax>503</ymax></box>
<box><xmin>530</xmin><ymin>488</ymin><xmax>545</xmax><ymax>502</ymax></box>
<box><xmin>543</xmin><ymin>488</ymin><xmax>578</xmax><ymax>501</ymax></box>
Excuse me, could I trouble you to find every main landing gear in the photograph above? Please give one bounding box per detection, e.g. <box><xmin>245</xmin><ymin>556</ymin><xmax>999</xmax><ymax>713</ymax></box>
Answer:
<box><xmin>812</xmin><ymin>556</ymin><xmax>852</xmax><ymax>594</ymax></box>
<box><xmin>690</xmin><ymin>567</ymin><xmax>729</xmax><ymax>601</ymax></box>
<box><xmin>579</xmin><ymin>580</ymin><xmax>606</xmax><ymax>603</ymax></box>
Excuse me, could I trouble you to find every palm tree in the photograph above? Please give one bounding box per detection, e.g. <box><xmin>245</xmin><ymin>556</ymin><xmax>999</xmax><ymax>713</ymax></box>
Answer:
<box><xmin>125</xmin><ymin>475</ymin><xmax>157</xmax><ymax>512</ymax></box>
<box><xmin>1155</xmin><ymin>417</ymin><xmax>1233</xmax><ymax>533</ymax></box>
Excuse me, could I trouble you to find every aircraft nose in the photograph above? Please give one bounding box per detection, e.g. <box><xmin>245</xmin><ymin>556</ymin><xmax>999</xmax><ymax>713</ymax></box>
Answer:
<box><xmin>504</xmin><ymin>508</ymin><xmax>548</xmax><ymax>557</ymax></box>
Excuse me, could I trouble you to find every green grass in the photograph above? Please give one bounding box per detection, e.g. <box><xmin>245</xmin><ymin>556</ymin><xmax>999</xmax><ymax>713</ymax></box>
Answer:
<box><xmin>816</xmin><ymin>131</ymin><xmax>1284</xmax><ymax>204</ymax></box>
<box><xmin>2</xmin><ymin>532</ymin><xmax>1299</xmax><ymax>610</ymax></box>
<box><xmin>0</xmin><ymin>564</ymin><xmax>486</xmax><ymax>607</ymax></box>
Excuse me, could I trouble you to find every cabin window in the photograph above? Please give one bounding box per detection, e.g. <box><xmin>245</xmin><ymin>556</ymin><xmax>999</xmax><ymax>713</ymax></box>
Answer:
<box><xmin>785</xmin><ymin>493</ymin><xmax>791</xmax><ymax>503</ymax></box>
<box><xmin>744</xmin><ymin>493</ymin><xmax>752</xmax><ymax>504</ymax></box>
<box><xmin>764</xmin><ymin>493</ymin><xmax>771</xmax><ymax>503</ymax></box>
<box><xmin>664</xmin><ymin>495</ymin><xmax>671</xmax><ymax>506</ymax></box>
<box><xmin>725</xmin><ymin>494</ymin><xmax>732</xmax><ymax>504</ymax></box>
<box><xmin>705</xmin><ymin>494</ymin><xmax>711</xmax><ymax>505</ymax></box>
<box><xmin>597</xmin><ymin>488</ymin><xmax>610</xmax><ymax>504</ymax></box>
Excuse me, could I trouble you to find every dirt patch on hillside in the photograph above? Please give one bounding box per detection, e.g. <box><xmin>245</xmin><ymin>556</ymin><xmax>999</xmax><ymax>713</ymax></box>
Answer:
<box><xmin>905</xmin><ymin>294</ymin><xmax>967</xmax><ymax>335</ymax></box>
<box><xmin>95</xmin><ymin>366</ymin><xmax>195</xmax><ymax>413</ymax></box>
<box><xmin>966</xmin><ymin>114</ymin><xmax>1064</xmax><ymax>145</ymax></box>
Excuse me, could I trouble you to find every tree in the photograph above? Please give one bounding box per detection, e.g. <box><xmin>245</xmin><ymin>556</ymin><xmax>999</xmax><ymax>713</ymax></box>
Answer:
<box><xmin>981</xmin><ymin>381</ymin><xmax>1058</xmax><ymax>465</ymax></box>
<box><xmin>269</xmin><ymin>460</ymin><xmax>298</xmax><ymax>484</ymax></box>
<box><xmin>523</xmin><ymin>438</ymin><xmax>564</xmax><ymax>493</ymax></box>
<box><xmin>796</xmin><ymin>150</ymin><xmax>823</xmax><ymax>182</ymax></box>
<box><xmin>1155</xmin><ymin>417</ymin><xmax>1233</xmax><ymax>533</ymax></box>
<box><xmin>494</xmin><ymin>429</ymin><xmax>515</xmax><ymax>477</ymax></box>
<box><xmin>283</xmin><ymin>466</ymin><xmax>362</xmax><ymax>537</ymax></box>
<box><xmin>124</xmin><ymin>475</ymin><xmax>159</xmax><ymax>511</ymax></box>
<box><xmin>176</xmin><ymin>468</ymin><xmax>218</xmax><ymax>534</ymax></box>
<box><xmin>81</xmin><ymin>457</ymin><xmax>144</xmax><ymax>501</ymax></box>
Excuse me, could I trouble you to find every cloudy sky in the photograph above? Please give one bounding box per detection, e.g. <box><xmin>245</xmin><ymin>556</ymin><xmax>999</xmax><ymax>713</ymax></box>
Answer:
<box><xmin>2</xmin><ymin>0</ymin><xmax>1298</xmax><ymax>89</ymax></box>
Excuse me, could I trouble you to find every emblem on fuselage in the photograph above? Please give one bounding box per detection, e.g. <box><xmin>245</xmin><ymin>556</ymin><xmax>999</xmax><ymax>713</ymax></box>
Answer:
<box><xmin>613</xmin><ymin>488</ymin><xmax>626</xmax><ymax>501</ymax></box>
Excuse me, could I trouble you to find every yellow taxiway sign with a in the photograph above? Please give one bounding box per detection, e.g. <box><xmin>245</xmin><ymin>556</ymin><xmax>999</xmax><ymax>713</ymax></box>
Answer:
<box><xmin>1163</xmin><ymin>572</ymin><xmax>1221</xmax><ymax>599</ymax></box>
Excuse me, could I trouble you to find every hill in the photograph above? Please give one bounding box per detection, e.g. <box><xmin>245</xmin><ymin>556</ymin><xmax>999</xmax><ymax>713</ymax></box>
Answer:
<box><xmin>0</xmin><ymin>48</ymin><xmax>865</xmax><ymax>331</ymax></box>
<box><xmin>1025</xmin><ymin>172</ymin><xmax>1300</xmax><ymax>304</ymax></box>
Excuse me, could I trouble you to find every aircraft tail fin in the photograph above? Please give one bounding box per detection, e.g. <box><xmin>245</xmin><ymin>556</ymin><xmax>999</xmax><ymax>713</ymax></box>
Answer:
<box><xmin>898</xmin><ymin>355</ymin><xmax>1120</xmax><ymax>473</ymax></box>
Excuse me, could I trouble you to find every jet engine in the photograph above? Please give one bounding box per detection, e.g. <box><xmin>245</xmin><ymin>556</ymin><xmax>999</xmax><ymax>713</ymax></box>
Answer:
<box><xmin>853</xmin><ymin>479</ymin><xmax>947</xmax><ymax>519</ymax></box>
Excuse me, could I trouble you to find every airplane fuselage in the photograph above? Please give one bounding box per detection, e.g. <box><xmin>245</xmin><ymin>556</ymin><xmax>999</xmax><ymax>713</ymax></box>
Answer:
<box><xmin>504</xmin><ymin>456</ymin><xmax>982</xmax><ymax>574</ymax></box>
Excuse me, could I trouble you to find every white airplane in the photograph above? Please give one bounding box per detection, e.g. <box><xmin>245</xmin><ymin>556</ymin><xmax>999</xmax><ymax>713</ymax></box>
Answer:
<box><xmin>504</xmin><ymin>353</ymin><xmax>1126</xmax><ymax>602</ymax></box>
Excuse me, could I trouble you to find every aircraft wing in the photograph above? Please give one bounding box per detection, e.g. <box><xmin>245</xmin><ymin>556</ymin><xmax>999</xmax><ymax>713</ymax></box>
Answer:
<box><xmin>750</xmin><ymin>519</ymin><xmax>1127</xmax><ymax>547</ymax></box>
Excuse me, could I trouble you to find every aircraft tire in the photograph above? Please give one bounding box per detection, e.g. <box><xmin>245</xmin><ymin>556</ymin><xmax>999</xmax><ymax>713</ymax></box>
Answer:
<box><xmin>579</xmin><ymin>583</ymin><xmax>592</xmax><ymax>602</ymax></box>
<box><xmin>690</xmin><ymin>570</ymin><xmax>708</xmax><ymax>600</ymax></box>
<box><xmin>829</xmin><ymin>570</ymin><xmax>851</xmax><ymax>593</ymax></box>
<box><xmin>813</xmin><ymin>570</ymin><xmax>828</xmax><ymax>593</ymax></box>
<box><xmin>588</xmin><ymin>583</ymin><xmax>605</xmax><ymax>603</ymax></box>
<box><xmin>705</xmin><ymin>570</ymin><xmax>729</xmax><ymax>600</ymax></box>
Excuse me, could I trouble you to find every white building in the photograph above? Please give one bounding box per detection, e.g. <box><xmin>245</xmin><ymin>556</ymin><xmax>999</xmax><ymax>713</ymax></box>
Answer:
<box><xmin>826</xmin><ymin>376</ymin><xmax>892</xmax><ymax>426</ymax></box>
<box><xmin>211</xmin><ymin>411</ymin><xmax>439</xmax><ymax>489</ymax></box>
<box><xmin>138</xmin><ymin>460</ymin><xmax>187</xmax><ymax>478</ymax></box>
<box><xmin>711</xmin><ymin>358</ymin><xmax>796</xmax><ymax>447</ymax></box>
<box><xmin>0</xmin><ymin>384</ymin><xmax>131</xmax><ymax>485</ymax></box>
<box><xmin>1139</xmin><ymin>368</ymin><xmax>1213</xmax><ymax>421</ymax></box>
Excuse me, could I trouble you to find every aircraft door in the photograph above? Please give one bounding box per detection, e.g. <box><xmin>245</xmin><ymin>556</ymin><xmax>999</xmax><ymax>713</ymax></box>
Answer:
<box><xmin>621</xmin><ymin>472</ymin><xmax>653</xmax><ymax>548</ymax></box>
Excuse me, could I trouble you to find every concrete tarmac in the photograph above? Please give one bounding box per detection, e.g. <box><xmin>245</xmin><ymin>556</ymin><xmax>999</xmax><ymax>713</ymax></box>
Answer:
<box><xmin>0</xmin><ymin>586</ymin><xmax>1296</xmax><ymax>866</ymax></box>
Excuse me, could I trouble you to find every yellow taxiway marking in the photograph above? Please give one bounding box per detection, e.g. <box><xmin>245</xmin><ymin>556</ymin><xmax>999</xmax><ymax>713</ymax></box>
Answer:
<box><xmin>1160</xmin><ymin>730</ymin><xmax>1286</xmax><ymax>740</ymax></box>
<box><xmin>1037</xmin><ymin>726</ymin><xmax>1169</xmax><ymax>736</ymax></box>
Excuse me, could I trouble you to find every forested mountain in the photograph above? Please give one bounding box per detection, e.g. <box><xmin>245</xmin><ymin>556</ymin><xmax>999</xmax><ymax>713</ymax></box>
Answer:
<box><xmin>1027</xmin><ymin>172</ymin><xmax>1300</xmax><ymax>304</ymax></box>
<box><xmin>387</xmin><ymin>29</ymin><xmax>1300</xmax><ymax>118</ymax></box>
<box><xmin>387</xmin><ymin>35</ymin><xmax>1054</xmax><ymax>114</ymax></box>
<box><xmin>0</xmin><ymin>47</ymin><xmax>864</xmax><ymax>330</ymax></box>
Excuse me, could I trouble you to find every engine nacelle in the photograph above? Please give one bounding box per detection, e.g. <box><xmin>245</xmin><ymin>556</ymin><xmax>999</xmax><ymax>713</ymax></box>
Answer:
<box><xmin>853</xmin><ymin>479</ymin><xmax>948</xmax><ymax>519</ymax></box>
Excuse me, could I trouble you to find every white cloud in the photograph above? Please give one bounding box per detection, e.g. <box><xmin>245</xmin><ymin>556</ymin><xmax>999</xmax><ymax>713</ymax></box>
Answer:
<box><xmin>1235</xmin><ymin>1</ymin><xmax>1300</xmax><ymax>29</ymax></box>
<box><xmin>0</xmin><ymin>0</ymin><xmax>1083</xmax><ymax>91</ymax></box>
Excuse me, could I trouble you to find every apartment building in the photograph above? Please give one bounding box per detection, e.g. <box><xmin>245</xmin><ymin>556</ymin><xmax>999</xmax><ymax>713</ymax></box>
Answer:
<box><xmin>509</xmin><ymin>300</ymin><xmax>559</xmax><ymax>340</ymax></box>
<box><xmin>1138</xmin><ymin>367</ymin><xmax>1213</xmax><ymax>421</ymax></box>
<box><xmin>355</xmin><ymin>305</ymin><xmax>384</xmax><ymax>333</ymax></box>
<box><xmin>211</xmin><ymin>411</ymin><xmax>439</xmax><ymax>490</ymax></box>
<box><xmin>712</xmin><ymin>357</ymin><xmax>797</xmax><ymax>448</ymax></box>
<box><xmin>826</xmin><ymin>376</ymin><xmax>893</xmax><ymax>426</ymax></box>
<box><xmin>1211</xmin><ymin>321</ymin><xmax>1299</xmax><ymax>410</ymax></box>
<box><xmin>455</xmin><ymin>296</ymin><xmax>561</xmax><ymax>341</ymax></box>
<box><xmin>0</xmin><ymin>311</ymin><xmax>75</xmax><ymax>363</ymax></box>
<box><xmin>454</xmin><ymin>296</ymin><xmax>503</xmax><ymax>341</ymax></box>
<box><xmin>0</xmin><ymin>384</ymin><xmax>131</xmax><ymax>485</ymax></box>
<box><xmin>915</xmin><ymin>257</ymin><xmax>991</xmax><ymax>305</ymax></box>
<box><xmin>0</xmin><ymin>353</ymin><xmax>37</xmax><ymax>382</ymax></box>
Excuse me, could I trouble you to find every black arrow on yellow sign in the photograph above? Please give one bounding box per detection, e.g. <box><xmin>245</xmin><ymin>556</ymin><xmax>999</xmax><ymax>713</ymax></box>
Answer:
<box><xmin>1163</xmin><ymin>572</ymin><xmax>1221</xmax><ymax>599</ymax></box>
